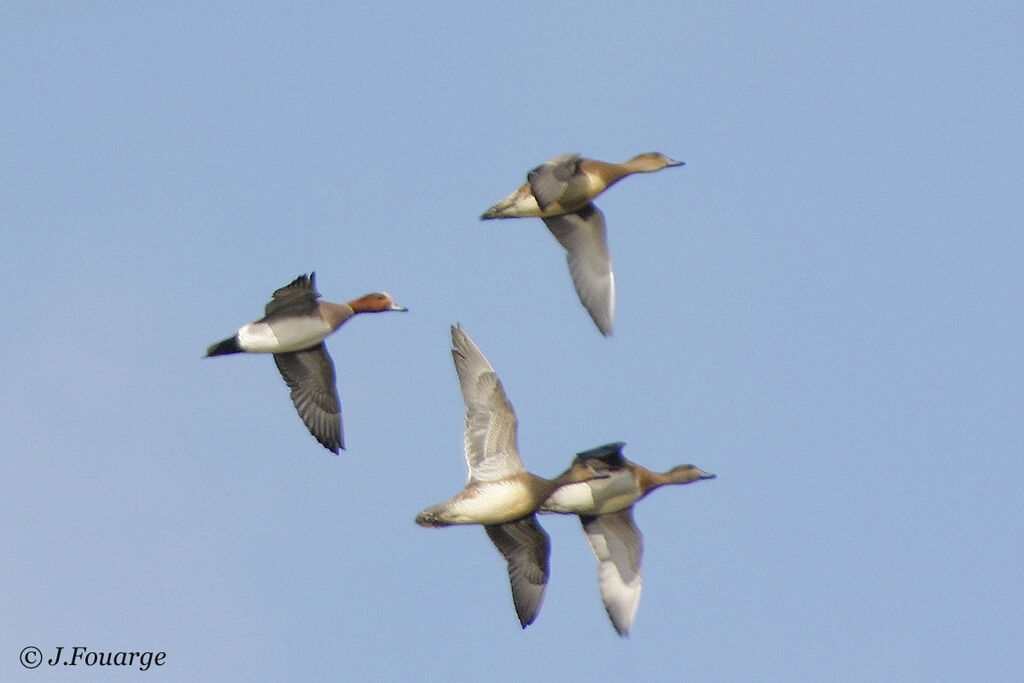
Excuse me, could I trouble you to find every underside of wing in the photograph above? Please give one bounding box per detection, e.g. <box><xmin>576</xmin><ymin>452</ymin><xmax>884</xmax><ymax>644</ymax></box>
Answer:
<box><xmin>485</xmin><ymin>515</ymin><xmax>551</xmax><ymax>628</ymax></box>
<box><xmin>450</xmin><ymin>325</ymin><xmax>525</xmax><ymax>482</ymax></box>
<box><xmin>543</xmin><ymin>205</ymin><xmax>614</xmax><ymax>336</ymax></box>
<box><xmin>581</xmin><ymin>509</ymin><xmax>643</xmax><ymax>636</ymax></box>
<box><xmin>273</xmin><ymin>344</ymin><xmax>343</xmax><ymax>452</ymax></box>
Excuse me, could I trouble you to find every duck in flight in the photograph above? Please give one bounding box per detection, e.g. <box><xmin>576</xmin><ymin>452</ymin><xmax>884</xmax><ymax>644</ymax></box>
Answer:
<box><xmin>481</xmin><ymin>152</ymin><xmax>684</xmax><ymax>336</ymax></box>
<box><xmin>541</xmin><ymin>441</ymin><xmax>715</xmax><ymax>635</ymax></box>
<box><xmin>416</xmin><ymin>325</ymin><xmax>607</xmax><ymax>628</ymax></box>
<box><xmin>206</xmin><ymin>273</ymin><xmax>407</xmax><ymax>453</ymax></box>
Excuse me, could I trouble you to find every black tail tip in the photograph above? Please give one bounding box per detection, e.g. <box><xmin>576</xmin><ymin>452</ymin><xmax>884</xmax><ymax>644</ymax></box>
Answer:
<box><xmin>206</xmin><ymin>336</ymin><xmax>242</xmax><ymax>356</ymax></box>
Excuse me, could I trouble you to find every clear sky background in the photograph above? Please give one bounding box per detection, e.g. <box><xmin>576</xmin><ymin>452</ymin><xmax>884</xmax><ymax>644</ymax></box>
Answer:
<box><xmin>2</xmin><ymin>3</ymin><xmax>1021</xmax><ymax>681</ymax></box>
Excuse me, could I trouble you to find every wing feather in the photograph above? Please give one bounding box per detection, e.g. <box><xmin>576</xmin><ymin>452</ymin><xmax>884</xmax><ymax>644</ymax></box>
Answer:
<box><xmin>485</xmin><ymin>516</ymin><xmax>551</xmax><ymax>628</ymax></box>
<box><xmin>581</xmin><ymin>509</ymin><xmax>643</xmax><ymax>636</ymax></box>
<box><xmin>450</xmin><ymin>325</ymin><xmax>524</xmax><ymax>482</ymax></box>
<box><xmin>273</xmin><ymin>344</ymin><xmax>343</xmax><ymax>453</ymax></box>
<box><xmin>543</xmin><ymin>205</ymin><xmax>615</xmax><ymax>336</ymax></box>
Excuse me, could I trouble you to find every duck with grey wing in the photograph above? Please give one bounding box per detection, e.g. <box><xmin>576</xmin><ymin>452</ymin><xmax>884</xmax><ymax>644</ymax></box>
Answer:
<box><xmin>481</xmin><ymin>152</ymin><xmax>684</xmax><ymax>336</ymax></box>
<box><xmin>205</xmin><ymin>273</ymin><xmax>407</xmax><ymax>453</ymax></box>
<box><xmin>416</xmin><ymin>324</ymin><xmax>608</xmax><ymax>628</ymax></box>
<box><xmin>541</xmin><ymin>441</ymin><xmax>716</xmax><ymax>636</ymax></box>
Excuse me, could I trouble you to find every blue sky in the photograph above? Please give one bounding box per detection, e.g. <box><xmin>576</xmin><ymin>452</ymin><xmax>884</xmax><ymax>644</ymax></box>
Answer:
<box><xmin>2</xmin><ymin>3</ymin><xmax>1021</xmax><ymax>681</ymax></box>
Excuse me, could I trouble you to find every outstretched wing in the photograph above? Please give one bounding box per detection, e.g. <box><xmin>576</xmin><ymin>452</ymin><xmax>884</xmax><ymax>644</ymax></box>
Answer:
<box><xmin>485</xmin><ymin>515</ymin><xmax>551</xmax><ymax>628</ymax></box>
<box><xmin>273</xmin><ymin>343</ymin><xmax>343</xmax><ymax>453</ymax></box>
<box><xmin>543</xmin><ymin>205</ymin><xmax>615</xmax><ymax>336</ymax></box>
<box><xmin>581</xmin><ymin>508</ymin><xmax>643</xmax><ymax>636</ymax></box>
<box><xmin>450</xmin><ymin>325</ymin><xmax>524</xmax><ymax>483</ymax></box>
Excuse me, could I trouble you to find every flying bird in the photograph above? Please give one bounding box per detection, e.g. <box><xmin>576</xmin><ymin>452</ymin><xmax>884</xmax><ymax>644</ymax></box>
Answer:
<box><xmin>541</xmin><ymin>441</ymin><xmax>715</xmax><ymax>635</ymax></box>
<box><xmin>481</xmin><ymin>152</ymin><xmax>684</xmax><ymax>336</ymax></box>
<box><xmin>206</xmin><ymin>273</ymin><xmax>407</xmax><ymax>453</ymax></box>
<box><xmin>416</xmin><ymin>324</ymin><xmax>607</xmax><ymax>628</ymax></box>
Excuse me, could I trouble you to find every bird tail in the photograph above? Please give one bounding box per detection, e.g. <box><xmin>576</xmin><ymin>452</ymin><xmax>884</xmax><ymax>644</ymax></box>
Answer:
<box><xmin>206</xmin><ymin>336</ymin><xmax>242</xmax><ymax>356</ymax></box>
<box><xmin>480</xmin><ymin>190</ymin><xmax>521</xmax><ymax>219</ymax></box>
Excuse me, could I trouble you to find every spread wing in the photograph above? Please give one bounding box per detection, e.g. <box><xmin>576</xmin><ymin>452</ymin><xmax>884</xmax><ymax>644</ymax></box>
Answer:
<box><xmin>273</xmin><ymin>344</ymin><xmax>343</xmax><ymax>453</ymax></box>
<box><xmin>543</xmin><ymin>205</ymin><xmax>615</xmax><ymax>336</ymax></box>
<box><xmin>581</xmin><ymin>508</ymin><xmax>643</xmax><ymax>636</ymax></box>
<box><xmin>264</xmin><ymin>273</ymin><xmax>320</xmax><ymax>320</ymax></box>
<box><xmin>527</xmin><ymin>153</ymin><xmax>581</xmax><ymax>210</ymax></box>
<box><xmin>485</xmin><ymin>515</ymin><xmax>551</xmax><ymax>628</ymax></box>
<box><xmin>450</xmin><ymin>325</ymin><xmax>525</xmax><ymax>483</ymax></box>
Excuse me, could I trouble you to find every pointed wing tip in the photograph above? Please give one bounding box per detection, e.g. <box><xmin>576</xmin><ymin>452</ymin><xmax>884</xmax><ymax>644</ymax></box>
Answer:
<box><xmin>317</xmin><ymin>434</ymin><xmax>342</xmax><ymax>454</ymax></box>
<box><xmin>607</xmin><ymin>604</ymin><xmax>636</xmax><ymax>636</ymax></box>
<box><xmin>608</xmin><ymin>611</ymin><xmax>632</xmax><ymax>636</ymax></box>
<box><xmin>590</xmin><ymin>309</ymin><xmax>614</xmax><ymax>336</ymax></box>
<box><xmin>514</xmin><ymin>596</ymin><xmax>543</xmax><ymax>629</ymax></box>
<box><xmin>450</xmin><ymin>322</ymin><xmax>467</xmax><ymax>347</ymax></box>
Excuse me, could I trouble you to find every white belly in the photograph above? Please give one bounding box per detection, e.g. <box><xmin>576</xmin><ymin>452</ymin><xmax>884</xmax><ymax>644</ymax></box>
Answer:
<box><xmin>446</xmin><ymin>481</ymin><xmax>536</xmax><ymax>525</ymax></box>
<box><xmin>237</xmin><ymin>318</ymin><xmax>331</xmax><ymax>353</ymax></box>
<box><xmin>542</xmin><ymin>473</ymin><xmax>641</xmax><ymax>515</ymax></box>
<box><xmin>541</xmin><ymin>482</ymin><xmax>597</xmax><ymax>514</ymax></box>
